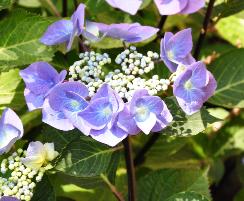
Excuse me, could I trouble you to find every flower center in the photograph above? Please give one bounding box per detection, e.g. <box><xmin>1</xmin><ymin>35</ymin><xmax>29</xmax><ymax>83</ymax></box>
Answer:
<box><xmin>135</xmin><ymin>105</ymin><xmax>149</xmax><ymax>121</ymax></box>
<box><xmin>184</xmin><ymin>80</ymin><xmax>192</xmax><ymax>90</ymax></box>
<box><xmin>102</xmin><ymin>106</ymin><xmax>112</xmax><ymax>117</ymax></box>
<box><xmin>71</xmin><ymin>100</ymin><xmax>80</xmax><ymax>109</ymax></box>
<box><xmin>167</xmin><ymin>50</ymin><xmax>174</xmax><ymax>60</ymax></box>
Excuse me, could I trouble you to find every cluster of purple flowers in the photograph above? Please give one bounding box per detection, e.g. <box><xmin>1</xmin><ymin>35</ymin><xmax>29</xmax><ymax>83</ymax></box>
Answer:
<box><xmin>20</xmin><ymin>63</ymin><xmax>173</xmax><ymax>146</ymax></box>
<box><xmin>18</xmin><ymin>3</ymin><xmax>217</xmax><ymax>147</ymax></box>
<box><xmin>105</xmin><ymin>0</ymin><xmax>205</xmax><ymax>15</ymax></box>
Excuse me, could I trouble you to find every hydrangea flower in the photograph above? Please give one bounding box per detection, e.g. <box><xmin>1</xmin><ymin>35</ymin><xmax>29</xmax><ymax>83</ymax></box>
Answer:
<box><xmin>19</xmin><ymin>62</ymin><xmax>66</xmax><ymax>111</ymax></box>
<box><xmin>105</xmin><ymin>0</ymin><xmax>204</xmax><ymax>15</ymax></box>
<box><xmin>160</xmin><ymin>28</ymin><xmax>195</xmax><ymax>72</ymax></box>
<box><xmin>79</xmin><ymin>84</ymin><xmax>126</xmax><ymax>146</ymax></box>
<box><xmin>93</xmin><ymin>22</ymin><xmax>159</xmax><ymax>43</ymax></box>
<box><xmin>40</xmin><ymin>4</ymin><xmax>85</xmax><ymax>50</ymax></box>
<box><xmin>43</xmin><ymin>81</ymin><xmax>89</xmax><ymax>132</ymax></box>
<box><xmin>105</xmin><ymin>0</ymin><xmax>143</xmax><ymax>15</ymax></box>
<box><xmin>173</xmin><ymin>61</ymin><xmax>217</xmax><ymax>115</ymax></box>
<box><xmin>118</xmin><ymin>89</ymin><xmax>173</xmax><ymax>134</ymax></box>
<box><xmin>154</xmin><ymin>0</ymin><xmax>205</xmax><ymax>15</ymax></box>
<box><xmin>0</xmin><ymin>197</ymin><xmax>20</xmax><ymax>201</ymax></box>
<box><xmin>0</xmin><ymin>108</ymin><xmax>23</xmax><ymax>155</ymax></box>
<box><xmin>21</xmin><ymin>141</ymin><xmax>58</xmax><ymax>170</ymax></box>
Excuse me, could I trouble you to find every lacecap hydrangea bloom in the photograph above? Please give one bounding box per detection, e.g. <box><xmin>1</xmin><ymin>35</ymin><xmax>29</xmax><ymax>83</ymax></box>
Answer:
<box><xmin>105</xmin><ymin>0</ymin><xmax>205</xmax><ymax>15</ymax></box>
<box><xmin>0</xmin><ymin>108</ymin><xmax>23</xmax><ymax>155</ymax></box>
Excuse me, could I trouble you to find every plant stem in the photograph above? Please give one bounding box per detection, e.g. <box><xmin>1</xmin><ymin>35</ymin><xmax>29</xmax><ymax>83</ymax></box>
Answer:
<box><xmin>134</xmin><ymin>133</ymin><xmax>160</xmax><ymax>166</ymax></box>
<box><xmin>73</xmin><ymin>0</ymin><xmax>78</xmax><ymax>9</ymax></box>
<box><xmin>194</xmin><ymin>0</ymin><xmax>216</xmax><ymax>59</ymax></box>
<box><xmin>45</xmin><ymin>0</ymin><xmax>61</xmax><ymax>17</ymax></box>
<box><xmin>62</xmin><ymin>0</ymin><xmax>68</xmax><ymax>17</ymax></box>
<box><xmin>156</xmin><ymin>15</ymin><xmax>168</xmax><ymax>40</ymax></box>
<box><xmin>123</xmin><ymin>136</ymin><xmax>136</xmax><ymax>201</ymax></box>
<box><xmin>101</xmin><ymin>174</ymin><xmax>126</xmax><ymax>201</ymax></box>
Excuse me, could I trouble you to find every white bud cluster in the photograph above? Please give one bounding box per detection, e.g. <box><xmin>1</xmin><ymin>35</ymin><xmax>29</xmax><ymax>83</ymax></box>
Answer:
<box><xmin>0</xmin><ymin>149</ymin><xmax>52</xmax><ymax>200</ymax></box>
<box><xmin>104</xmin><ymin>70</ymin><xmax>170</xmax><ymax>100</ymax></box>
<box><xmin>68</xmin><ymin>51</ymin><xmax>111</xmax><ymax>84</ymax></box>
<box><xmin>68</xmin><ymin>47</ymin><xmax>170</xmax><ymax>100</ymax></box>
<box><xmin>115</xmin><ymin>46</ymin><xmax>159</xmax><ymax>75</ymax></box>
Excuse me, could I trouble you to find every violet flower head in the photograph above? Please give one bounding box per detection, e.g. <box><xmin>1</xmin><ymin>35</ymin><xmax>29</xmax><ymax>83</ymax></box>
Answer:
<box><xmin>40</xmin><ymin>4</ymin><xmax>85</xmax><ymax>51</ymax></box>
<box><xmin>43</xmin><ymin>81</ymin><xmax>89</xmax><ymax>132</ymax></box>
<box><xmin>173</xmin><ymin>61</ymin><xmax>217</xmax><ymax>115</ymax></box>
<box><xmin>118</xmin><ymin>89</ymin><xmax>173</xmax><ymax>135</ymax></box>
<box><xmin>0</xmin><ymin>108</ymin><xmax>23</xmax><ymax>155</ymax></box>
<box><xmin>105</xmin><ymin>0</ymin><xmax>143</xmax><ymax>15</ymax></box>
<box><xmin>94</xmin><ymin>22</ymin><xmax>159</xmax><ymax>43</ymax></box>
<box><xmin>0</xmin><ymin>197</ymin><xmax>20</xmax><ymax>201</ymax></box>
<box><xmin>154</xmin><ymin>0</ymin><xmax>205</xmax><ymax>15</ymax></box>
<box><xmin>160</xmin><ymin>28</ymin><xmax>195</xmax><ymax>72</ymax></box>
<box><xmin>19</xmin><ymin>62</ymin><xmax>66</xmax><ymax>111</ymax></box>
<box><xmin>79</xmin><ymin>84</ymin><xmax>127</xmax><ymax>146</ymax></box>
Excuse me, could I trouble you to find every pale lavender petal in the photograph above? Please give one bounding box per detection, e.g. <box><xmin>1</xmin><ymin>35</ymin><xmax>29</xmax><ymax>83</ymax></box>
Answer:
<box><xmin>154</xmin><ymin>0</ymin><xmax>187</xmax><ymax>15</ymax></box>
<box><xmin>79</xmin><ymin>98</ymin><xmax>113</xmax><ymax>130</ymax></box>
<box><xmin>82</xmin><ymin>21</ymin><xmax>104</xmax><ymax>42</ymax></box>
<box><xmin>203</xmin><ymin>71</ymin><xmax>217</xmax><ymax>102</ymax></box>
<box><xmin>24</xmin><ymin>88</ymin><xmax>45</xmax><ymax>111</ymax></box>
<box><xmin>71</xmin><ymin>3</ymin><xmax>85</xmax><ymax>35</ymax></box>
<box><xmin>190</xmin><ymin>62</ymin><xmax>209</xmax><ymax>88</ymax></box>
<box><xmin>180</xmin><ymin>0</ymin><xmax>205</xmax><ymax>14</ymax></box>
<box><xmin>166</xmin><ymin>28</ymin><xmax>193</xmax><ymax>62</ymax></box>
<box><xmin>42</xmin><ymin>99</ymin><xmax>74</xmax><ymax>131</ymax></box>
<box><xmin>19</xmin><ymin>62</ymin><xmax>61</xmax><ymax>95</ymax></box>
<box><xmin>95</xmin><ymin>22</ymin><xmax>158</xmax><ymax>43</ymax></box>
<box><xmin>40</xmin><ymin>20</ymin><xmax>73</xmax><ymax>45</ymax></box>
<box><xmin>176</xmin><ymin>97</ymin><xmax>203</xmax><ymax>115</ymax></box>
<box><xmin>136</xmin><ymin>96</ymin><xmax>164</xmax><ymax>115</ymax></box>
<box><xmin>105</xmin><ymin>0</ymin><xmax>142</xmax><ymax>15</ymax></box>
<box><xmin>48</xmin><ymin>81</ymin><xmax>89</xmax><ymax>111</ymax></box>
<box><xmin>90</xmin><ymin>126</ymin><xmax>127</xmax><ymax>147</ymax></box>
<box><xmin>129</xmin><ymin>89</ymin><xmax>149</xmax><ymax>112</ymax></box>
<box><xmin>117</xmin><ymin>107</ymin><xmax>140</xmax><ymax>135</ymax></box>
<box><xmin>160</xmin><ymin>33</ymin><xmax>178</xmax><ymax>72</ymax></box>
<box><xmin>136</xmin><ymin>112</ymin><xmax>157</xmax><ymax>134</ymax></box>
<box><xmin>0</xmin><ymin>108</ymin><xmax>23</xmax><ymax>154</ymax></box>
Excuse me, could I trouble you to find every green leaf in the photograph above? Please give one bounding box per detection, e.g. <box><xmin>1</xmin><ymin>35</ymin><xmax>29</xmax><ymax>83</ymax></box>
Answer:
<box><xmin>163</xmin><ymin>97</ymin><xmax>219</xmax><ymax>136</ymax></box>
<box><xmin>0</xmin><ymin>0</ymin><xmax>13</xmax><ymax>10</ymax></box>
<box><xmin>216</xmin><ymin>15</ymin><xmax>244</xmax><ymax>47</ymax></box>
<box><xmin>213</xmin><ymin>0</ymin><xmax>244</xmax><ymax>19</ymax></box>
<box><xmin>0</xmin><ymin>69</ymin><xmax>25</xmax><ymax>111</ymax></box>
<box><xmin>0</xmin><ymin>9</ymin><xmax>55</xmax><ymax>71</ymax></box>
<box><xmin>32</xmin><ymin>174</ymin><xmax>55</xmax><ymax>201</ymax></box>
<box><xmin>208</xmin><ymin>48</ymin><xmax>244</xmax><ymax>108</ymax></box>
<box><xmin>42</xmin><ymin>126</ymin><xmax>121</xmax><ymax>185</ymax></box>
<box><xmin>137</xmin><ymin>169</ymin><xmax>211</xmax><ymax>201</ymax></box>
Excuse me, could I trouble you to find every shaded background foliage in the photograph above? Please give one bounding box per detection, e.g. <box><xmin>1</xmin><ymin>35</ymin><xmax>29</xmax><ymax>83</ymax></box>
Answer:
<box><xmin>0</xmin><ymin>0</ymin><xmax>244</xmax><ymax>201</ymax></box>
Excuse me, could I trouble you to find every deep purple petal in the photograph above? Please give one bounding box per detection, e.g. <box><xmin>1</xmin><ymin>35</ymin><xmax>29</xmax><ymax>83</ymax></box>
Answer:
<box><xmin>79</xmin><ymin>98</ymin><xmax>113</xmax><ymax>130</ymax></box>
<box><xmin>40</xmin><ymin>20</ymin><xmax>73</xmax><ymax>45</ymax></box>
<box><xmin>1</xmin><ymin>196</ymin><xmax>20</xmax><ymax>201</ymax></box>
<box><xmin>180</xmin><ymin>0</ymin><xmax>205</xmax><ymax>14</ymax></box>
<box><xmin>165</xmin><ymin>28</ymin><xmax>193</xmax><ymax>62</ymax></box>
<box><xmin>105</xmin><ymin>0</ymin><xmax>142</xmax><ymax>15</ymax></box>
<box><xmin>154</xmin><ymin>0</ymin><xmax>187</xmax><ymax>15</ymax></box>
<box><xmin>42</xmin><ymin>99</ymin><xmax>74</xmax><ymax>131</ymax></box>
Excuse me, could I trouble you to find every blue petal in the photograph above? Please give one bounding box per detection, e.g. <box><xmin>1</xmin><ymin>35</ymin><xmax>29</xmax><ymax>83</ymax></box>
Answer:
<box><xmin>190</xmin><ymin>62</ymin><xmax>209</xmax><ymax>88</ymax></box>
<box><xmin>40</xmin><ymin>20</ymin><xmax>73</xmax><ymax>45</ymax></box>
<box><xmin>24</xmin><ymin>88</ymin><xmax>45</xmax><ymax>111</ymax></box>
<box><xmin>79</xmin><ymin>98</ymin><xmax>113</xmax><ymax>130</ymax></box>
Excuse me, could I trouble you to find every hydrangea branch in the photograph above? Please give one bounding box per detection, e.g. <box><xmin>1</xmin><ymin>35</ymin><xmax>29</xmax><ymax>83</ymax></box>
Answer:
<box><xmin>156</xmin><ymin>15</ymin><xmax>168</xmax><ymax>39</ymax></box>
<box><xmin>100</xmin><ymin>174</ymin><xmax>126</xmax><ymax>201</ymax></box>
<box><xmin>194</xmin><ymin>0</ymin><xmax>216</xmax><ymax>59</ymax></box>
<box><xmin>123</xmin><ymin>136</ymin><xmax>136</xmax><ymax>201</ymax></box>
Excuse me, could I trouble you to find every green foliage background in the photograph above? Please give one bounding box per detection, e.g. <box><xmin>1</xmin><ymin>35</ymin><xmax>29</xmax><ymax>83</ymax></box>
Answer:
<box><xmin>0</xmin><ymin>0</ymin><xmax>244</xmax><ymax>201</ymax></box>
